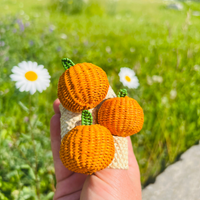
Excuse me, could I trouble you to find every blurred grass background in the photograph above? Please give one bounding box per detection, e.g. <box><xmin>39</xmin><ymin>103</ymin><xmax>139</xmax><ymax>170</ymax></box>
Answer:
<box><xmin>0</xmin><ymin>0</ymin><xmax>200</xmax><ymax>199</ymax></box>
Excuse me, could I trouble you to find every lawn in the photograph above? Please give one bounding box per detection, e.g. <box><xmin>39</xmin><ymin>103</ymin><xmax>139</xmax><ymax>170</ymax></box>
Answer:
<box><xmin>0</xmin><ymin>0</ymin><xmax>200</xmax><ymax>199</ymax></box>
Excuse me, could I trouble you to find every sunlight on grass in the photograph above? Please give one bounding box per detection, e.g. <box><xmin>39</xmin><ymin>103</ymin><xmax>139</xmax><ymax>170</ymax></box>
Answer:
<box><xmin>1</xmin><ymin>0</ymin><xmax>200</xmax><ymax>199</ymax></box>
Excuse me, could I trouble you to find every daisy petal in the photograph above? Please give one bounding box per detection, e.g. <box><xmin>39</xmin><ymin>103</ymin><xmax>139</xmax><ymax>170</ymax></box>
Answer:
<box><xmin>11</xmin><ymin>66</ymin><xmax>24</xmax><ymax>74</ymax></box>
<box><xmin>27</xmin><ymin>61</ymin><xmax>33</xmax><ymax>70</ymax></box>
<box><xmin>25</xmin><ymin>82</ymin><xmax>31</xmax><ymax>92</ymax></box>
<box><xmin>32</xmin><ymin>62</ymin><xmax>37</xmax><ymax>68</ymax></box>
<box><xmin>29</xmin><ymin>83</ymin><xmax>37</xmax><ymax>95</ymax></box>
<box><xmin>10</xmin><ymin>74</ymin><xmax>24</xmax><ymax>81</ymax></box>
<box><xmin>38</xmin><ymin>82</ymin><xmax>47</xmax><ymax>91</ymax></box>
<box><xmin>16</xmin><ymin>80</ymin><xmax>26</xmax><ymax>89</ymax></box>
<box><xmin>37</xmin><ymin>65</ymin><xmax>44</xmax><ymax>70</ymax></box>
<box><xmin>41</xmin><ymin>79</ymin><xmax>50</xmax><ymax>84</ymax></box>
<box><xmin>18</xmin><ymin>61</ymin><xmax>27</xmax><ymax>69</ymax></box>
<box><xmin>19</xmin><ymin>83</ymin><xmax>27</xmax><ymax>92</ymax></box>
<box><xmin>35</xmin><ymin>81</ymin><xmax>43</xmax><ymax>93</ymax></box>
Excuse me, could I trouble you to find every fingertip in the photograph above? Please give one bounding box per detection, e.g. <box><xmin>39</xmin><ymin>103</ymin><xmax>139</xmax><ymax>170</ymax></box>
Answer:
<box><xmin>53</xmin><ymin>99</ymin><xmax>61</xmax><ymax>114</ymax></box>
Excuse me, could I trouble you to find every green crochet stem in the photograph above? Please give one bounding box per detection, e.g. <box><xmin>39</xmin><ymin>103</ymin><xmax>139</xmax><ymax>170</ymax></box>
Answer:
<box><xmin>117</xmin><ymin>89</ymin><xmax>127</xmax><ymax>97</ymax></box>
<box><xmin>81</xmin><ymin>110</ymin><xmax>93</xmax><ymax>125</ymax></box>
<box><xmin>62</xmin><ymin>58</ymin><xmax>75</xmax><ymax>70</ymax></box>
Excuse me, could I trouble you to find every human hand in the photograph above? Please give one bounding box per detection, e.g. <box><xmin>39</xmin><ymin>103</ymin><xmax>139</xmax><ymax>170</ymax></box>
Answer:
<box><xmin>50</xmin><ymin>99</ymin><xmax>142</xmax><ymax>200</ymax></box>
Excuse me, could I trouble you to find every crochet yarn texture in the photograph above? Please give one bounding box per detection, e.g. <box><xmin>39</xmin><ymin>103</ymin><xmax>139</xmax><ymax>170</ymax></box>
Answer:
<box><xmin>60</xmin><ymin>111</ymin><xmax>115</xmax><ymax>175</ymax></box>
<box><xmin>98</xmin><ymin>90</ymin><xmax>144</xmax><ymax>137</ymax></box>
<box><xmin>57</xmin><ymin>59</ymin><xmax>109</xmax><ymax>113</ymax></box>
<box><xmin>60</xmin><ymin>124</ymin><xmax>115</xmax><ymax>174</ymax></box>
<box><xmin>59</xmin><ymin>86</ymin><xmax>116</xmax><ymax>139</ymax></box>
<box><xmin>59</xmin><ymin>86</ymin><xmax>129</xmax><ymax>169</ymax></box>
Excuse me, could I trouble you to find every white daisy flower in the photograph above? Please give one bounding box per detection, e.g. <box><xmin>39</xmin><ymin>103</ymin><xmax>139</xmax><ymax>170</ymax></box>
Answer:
<box><xmin>118</xmin><ymin>67</ymin><xmax>139</xmax><ymax>89</ymax></box>
<box><xmin>10</xmin><ymin>61</ymin><xmax>51</xmax><ymax>95</ymax></box>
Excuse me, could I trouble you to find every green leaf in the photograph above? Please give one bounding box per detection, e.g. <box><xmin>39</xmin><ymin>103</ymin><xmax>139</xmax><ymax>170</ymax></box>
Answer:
<box><xmin>43</xmin><ymin>192</ymin><xmax>54</xmax><ymax>200</ymax></box>
<box><xmin>18</xmin><ymin>101</ymin><xmax>29</xmax><ymax>113</ymax></box>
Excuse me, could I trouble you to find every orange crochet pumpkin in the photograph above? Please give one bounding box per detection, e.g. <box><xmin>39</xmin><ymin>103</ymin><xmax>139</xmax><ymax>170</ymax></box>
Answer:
<box><xmin>57</xmin><ymin>58</ymin><xmax>109</xmax><ymax>113</ymax></box>
<box><xmin>98</xmin><ymin>89</ymin><xmax>144</xmax><ymax>137</ymax></box>
<box><xmin>60</xmin><ymin>110</ymin><xmax>115</xmax><ymax>175</ymax></box>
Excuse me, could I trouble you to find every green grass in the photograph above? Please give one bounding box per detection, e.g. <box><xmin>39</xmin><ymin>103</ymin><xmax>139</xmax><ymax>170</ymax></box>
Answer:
<box><xmin>1</xmin><ymin>0</ymin><xmax>200</xmax><ymax>199</ymax></box>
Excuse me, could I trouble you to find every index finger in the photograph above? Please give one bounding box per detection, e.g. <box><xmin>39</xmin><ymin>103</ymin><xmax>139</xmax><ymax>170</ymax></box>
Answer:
<box><xmin>53</xmin><ymin>99</ymin><xmax>61</xmax><ymax>114</ymax></box>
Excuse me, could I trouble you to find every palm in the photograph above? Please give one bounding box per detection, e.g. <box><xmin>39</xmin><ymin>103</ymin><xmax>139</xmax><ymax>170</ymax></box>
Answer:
<box><xmin>54</xmin><ymin>171</ymin><xmax>87</xmax><ymax>199</ymax></box>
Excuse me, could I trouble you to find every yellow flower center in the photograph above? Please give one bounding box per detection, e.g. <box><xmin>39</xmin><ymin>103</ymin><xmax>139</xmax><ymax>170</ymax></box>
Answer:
<box><xmin>125</xmin><ymin>76</ymin><xmax>131</xmax><ymax>82</ymax></box>
<box><xmin>25</xmin><ymin>71</ymin><xmax>38</xmax><ymax>81</ymax></box>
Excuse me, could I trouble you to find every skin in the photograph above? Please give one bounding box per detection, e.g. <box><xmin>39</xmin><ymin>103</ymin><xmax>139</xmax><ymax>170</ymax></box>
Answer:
<box><xmin>50</xmin><ymin>99</ymin><xmax>142</xmax><ymax>200</ymax></box>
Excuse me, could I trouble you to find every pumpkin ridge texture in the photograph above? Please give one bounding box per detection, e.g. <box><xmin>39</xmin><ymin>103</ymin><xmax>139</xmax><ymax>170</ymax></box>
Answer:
<box><xmin>59</xmin><ymin>86</ymin><xmax>129</xmax><ymax>170</ymax></box>
<box><xmin>98</xmin><ymin>96</ymin><xmax>144</xmax><ymax>137</ymax></box>
<box><xmin>60</xmin><ymin>124</ymin><xmax>115</xmax><ymax>174</ymax></box>
<box><xmin>57</xmin><ymin>63</ymin><xmax>109</xmax><ymax>113</ymax></box>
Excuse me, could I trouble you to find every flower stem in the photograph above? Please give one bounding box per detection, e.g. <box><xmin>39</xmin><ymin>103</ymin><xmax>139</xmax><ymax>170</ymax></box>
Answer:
<box><xmin>29</xmin><ymin>94</ymin><xmax>40</xmax><ymax>200</ymax></box>
<box><xmin>81</xmin><ymin>110</ymin><xmax>93</xmax><ymax>125</ymax></box>
<box><xmin>62</xmin><ymin>58</ymin><xmax>75</xmax><ymax>70</ymax></box>
<box><xmin>117</xmin><ymin>89</ymin><xmax>127</xmax><ymax>97</ymax></box>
